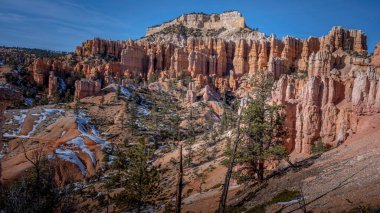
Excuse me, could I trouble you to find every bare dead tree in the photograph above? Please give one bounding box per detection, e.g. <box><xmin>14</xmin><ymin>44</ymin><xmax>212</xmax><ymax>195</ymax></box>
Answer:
<box><xmin>218</xmin><ymin>98</ymin><xmax>246</xmax><ymax>213</ymax></box>
<box><xmin>20</xmin><ymin>140</ymin><xmax>46</xmax><ymax>188</ymax></box>
<box><xmin>175</xmin><ymin>145</ymin><xmax>183</xmax><ymax>213</ymax></box>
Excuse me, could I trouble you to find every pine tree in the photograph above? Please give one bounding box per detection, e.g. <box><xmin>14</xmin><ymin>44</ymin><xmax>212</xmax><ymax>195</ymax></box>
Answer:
<box><xmin>126</xmin><ymin>94</ymin><xmax>138</xmax><ymax>135</ymax></box>
<box><xmin>175</xmin><ymin>145</ymin><xmax>183</xmax><ymax>213</ymax></box>
<box><xmin>185</xmin><ymin>107</ymin><xmax>196</xmax><ymax>167</ymax></box>
<box><xmin>115</xmin><ymin>137</ymin><xmax>161</xmax><ymax>212</ymax></box>
<box><xmin>235</xmin><ymin>70</ymin><xmax>287</xmax><ymax>183</ymax></box>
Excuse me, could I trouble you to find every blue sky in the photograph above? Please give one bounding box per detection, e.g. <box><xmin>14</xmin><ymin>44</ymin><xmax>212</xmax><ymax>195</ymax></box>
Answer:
<box><xmin>1</xmin><ymin>0</ymin><xmax>379</xmax><ymax>52</ymax></box>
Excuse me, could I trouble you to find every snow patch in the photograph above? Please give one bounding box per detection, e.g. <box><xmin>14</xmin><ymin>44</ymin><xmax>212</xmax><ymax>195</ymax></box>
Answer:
<box><xmin>55</xmin><ymin>149</ymin><xmax>86</xmax><ymax>176</ymax></box>
<box><xmin>121</xmin><ymin>86</ymin><xmax>131</xmax><ymax>98</ymax></box>
<box><xmin>66</xmin><ymin>136</ymin><xmax>96</xmax><ymax>166</ymax></box>
<box><xmin>21</xmin><ymin>109</ymin><xmax>64</xmax><ymax>138</ymax></box>
<box><xmin>77</xmin><ymin>111</ymin><xmax>107</xmax><ymax>147</ymax></box>
<box><xmin>3</xmin><ymin>110</ymin><xmax>28</xmax><ymax>137</ymax></box>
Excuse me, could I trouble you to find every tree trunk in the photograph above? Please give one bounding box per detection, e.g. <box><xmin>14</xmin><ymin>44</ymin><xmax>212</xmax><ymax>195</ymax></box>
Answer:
<box><xmin>218</xmin><ymin>99</ymin><xmax>245</xmax><ymax>213</ymax></box>
<box><xmin>257</xmin><ymin>160</ymin><xmax>264</xmax><ymax>182</ymax></box>
<box><xmin>175</xmin><ymin>145</ymin><xmax>183</xmax><ymax>213</ymax></box>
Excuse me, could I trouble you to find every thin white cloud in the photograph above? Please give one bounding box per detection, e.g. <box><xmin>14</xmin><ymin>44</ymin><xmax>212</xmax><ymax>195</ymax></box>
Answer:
<box><xmin>0</xmin><ymin>0</ymin><xmax>131</xmax><ymax>51</ymax></box>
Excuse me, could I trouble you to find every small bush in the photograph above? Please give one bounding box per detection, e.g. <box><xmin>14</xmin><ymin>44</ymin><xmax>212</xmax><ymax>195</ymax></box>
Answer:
<box><xmin>225</xmin><ymin>206</ymin><xmax>246</xmax><ymax>213</ymax></box>
<box><xmin>312</xmin><ymin>139</ymin><xmax>328</xmax><ymax>154</ymax></box>
<box><xmin>246</xmin><ymin>204</ymin><xmax>267</xmax><ymax>213</ymax></box>
<box><xmin>271</xmin><ymin>189</ymin><xmax>300</xmax><ymax>203</ymax></box>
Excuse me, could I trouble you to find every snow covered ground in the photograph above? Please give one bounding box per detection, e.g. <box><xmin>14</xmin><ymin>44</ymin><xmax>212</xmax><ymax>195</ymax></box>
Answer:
<box><xmin>55</xmin><ymin>149</ymin><xmax>87</xmax><ymax>176</ymax></box>
<box><xmin>3</xmin><ymin>108</ymin><xmax>64</xmax><ymax>138</ymax></box>
<box><xmin>56</xmin><ymin>110</ymin><xmax>109</xmax><ymax>176</ymax></box>
<box><xmin>3</xmin><ymin>109</ymin><xmax>28</xmax><ymax>137</ymax></box>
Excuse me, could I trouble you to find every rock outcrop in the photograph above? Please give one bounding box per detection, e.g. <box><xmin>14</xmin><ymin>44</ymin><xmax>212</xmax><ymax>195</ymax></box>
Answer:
<box><xmin>146</xmin><ymin>11</ymin><xmax>245</xmax><ymax>36</ymax></box>
<box><xmin>75</xmin><ymin>79</ymin><xmax>101</xmax><ymax>99</ymax></box>
<box><xmin>32</xmin><ymin>58</ymin><xmax>49</xmax><ymax>85</ymax></box>
<box><xmin>48</xmin><ymin>72</ymin><xmax>58</xmax><ymax>99</ymax></box>
<box><xmin>21</xmin><ymin>11</ymin><xmax>379</xmax><ymax>156</ymax></box>
<box><xmin>372</xmin><ymin>43</ymin><xmax>380</xmax><ymax>72</ymax></box>
<box><xmin>75</xmin><ymin>38</ymin><xmax>128</xmax><ymax>58</ymax></box>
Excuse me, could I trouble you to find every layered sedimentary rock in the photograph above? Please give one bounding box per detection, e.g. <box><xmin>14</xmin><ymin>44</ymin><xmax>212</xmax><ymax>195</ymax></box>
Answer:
<box><xmin>76</xmin><ymin>38</ymin><xmax>128</xmax><ymax>58</ymax></box>
<box><xmin>32</xmin><ymin>59</ymin><xmax>49</xmax><ymax>85</ymax></box>
<box><xmin>146</xmin><ymin>11</ymin><xmax>245</xmax><ymax>36</ymax></box>
<box><xmin>268</xmin><ymin>57</ymin><xmax>287</xmax><ymax>80</ymax></box>
<box><xmin>121</xmin><ymin>44</ymin><xmax>148</xmax><ymax>79</ymax></box>
<box><xmin>307</xmin><ymin>50</ymin><xmax>334</xmax><ymax>77</ymax></box>
<box><xmin>281</xmin><ymin>36</ymin><xmax>302</xmax><ymax>68</ymax></box>
<box><xmin>373</xmin><ymin>43</ymin><xmax>380</xmax><ymax>72</ymax></box>
<box><xmin>320</xmin><ymin>26</ymin><xmax>367</xmax><ymax>53</ymax></box>
<box><xmin>48</xmin><ymin>72</ymin><xmax>58</xmax><ymax>99</ymax></box>
<box><xmin>273</xmin><ymin>64</ymin><xmax>379</xmax><ymax>154</ymax></box>
<box><xmin>75</xmin><ymin>79</ymin><xmax>101</xmax><ymax>99</ymax></box>
<box><xmin>297</xmin><ymin>37</ymin><xmax>320</xmax><ymax>71</ymax></box>
<box><xmin>23</xmin><ymin>11</ymin><xmax>379</xmax><ymax>156</ymax></box>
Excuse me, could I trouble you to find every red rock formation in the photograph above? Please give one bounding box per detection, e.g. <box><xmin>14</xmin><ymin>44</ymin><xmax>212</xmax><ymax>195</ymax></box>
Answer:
<box><xmin>75</xmin><ymin>79</ymin><xmax>101</xmax><ymax>99</ymax></box>
<box><xmin>298</xmin><ymin>37</ymin><xmax>320</xmax><ymax>71</ymax></box>
<box><xmin>281</xmin><ymin>36</ymin><xmax>302</xmax><ymax>68</ymax></box>
<box><xmin>76</xmin><ymin>37</ymin><xmax>127</xmax><ymax>58</ymax></box>
<box><xmin>48</xmin><ymin>72</ymin><xmax>58</xmax><ymax>99</ymax></box>
<box><xmin>269</xmin><ymin>35</ymin><xmax>284</xmax><ymax>58</ymax></box>
<box><xmin>32</xmin><ymin>58</ymin><xmax>49</xmax><ymax>85</ymax></box>
<box><xmin>171</xmin><ymin>48</ymin><xmax>188</xmax><ymax>74</ymax></box>
<box><xmin>268</xmin><ymin>57</ymin><xmax>287</xmax><ymax>80</ymax></box>
<box><xmin>307</xmin><ymin>50</ymin><xmax>334</xmax><ymax>77</ymax></box>
<box><xmin>258</xmin><ymin>40</ymin><xmax>269</xmax><ymax>71</ymax></box>
<box><xmin>320</xmin><ymin>26</ymin><xmax>367</xmax><ymax>53</ymax></box>
<box><xmin>233</xmin><ymin>39</ymin><xmax>248</xmax><ymax>75</ymax></box>
<box><xmin>121</xmin><ymin>44</ymin><xmax>148</xmax><ymax>79</ymax></box>
<box><xmin>372</xmin><ymin>43</ymin><xmax>380</xmax><ymax>73</ymax></box>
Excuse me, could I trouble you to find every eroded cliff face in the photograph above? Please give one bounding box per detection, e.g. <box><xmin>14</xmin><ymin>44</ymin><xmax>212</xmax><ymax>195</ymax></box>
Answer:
<box><xmin>74</xmin><ymin>79</ymin><xmax>101</xmax><ymax>99</ymax></box>
<box><xmin>75</xmin><ymin>37</ymin><xmax>128</xmax><ymax>58</ymax></box>
<box><xmin>146</xmin><ymin>11</ymin><xmax>246</xmax><ymax>36</ymax></box>
<box><xmin>272</xmin><ymin>60</ymin><xmax>379</xmax><ymax>154</ymax></box>
<box><xmin>25</xmin><ymin>11</ymin><xmax>378</xmax><ymax>155</ymax></box>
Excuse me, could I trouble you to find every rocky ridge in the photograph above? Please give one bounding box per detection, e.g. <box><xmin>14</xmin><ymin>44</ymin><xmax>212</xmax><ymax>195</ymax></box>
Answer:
<box><xmin>11</xmin><ymin>12</ymin><xmax>380</xmax><ymax>155</ymax></box>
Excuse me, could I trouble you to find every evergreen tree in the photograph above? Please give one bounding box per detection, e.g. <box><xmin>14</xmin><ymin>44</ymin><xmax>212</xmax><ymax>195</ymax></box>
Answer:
<box><xmin>235</xmin><ymin>71</ymin><xmax>287</xmax><ymax>183</ymax></box>
<box><xmin>115</xmin><ymin>137</ymin><xmax>161</xmax><ymax>212</ymax></box>
<box><xmin>185</xmin><ymin>107</ymin><xmax>196</xmax><ymax>167</ymax></box>
<box><xmin>126</xmin><ymin>94</ymin><xmax>138</xmax><ymax>135</ymax></box>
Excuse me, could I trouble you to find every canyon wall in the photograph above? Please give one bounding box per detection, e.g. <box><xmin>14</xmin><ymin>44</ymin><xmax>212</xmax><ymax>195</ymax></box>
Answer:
<box><xmin>27</xmin><ymin>11</ymin><xmax>379</xmax><ymax>155</ymax></box>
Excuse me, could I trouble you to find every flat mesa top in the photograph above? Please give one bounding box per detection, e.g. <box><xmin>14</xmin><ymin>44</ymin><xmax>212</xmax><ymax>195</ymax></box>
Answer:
<box><xmin>146</xmin><ymin>11</ymin><xmax>246</xmax><ymax>36</ymax></box>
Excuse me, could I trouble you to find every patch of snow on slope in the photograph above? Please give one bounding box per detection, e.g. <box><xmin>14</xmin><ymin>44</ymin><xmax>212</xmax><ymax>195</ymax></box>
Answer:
<box><xmin>66</xmin><ymin>136</ymin><xmax>96</xmax><ymax>166</ymax></box>
<box><xmin>121</xmin><ymin>86</ymin><xmax>131</xmax><ymax>98</ymax></box>
<box><xmin>138</xmin><ymin>105</ymin><xmax>150</xmax><ymax>116</ymax></box>
<box><xmin>77</xmin><ymin>111</ymin><xmax>107</xmax><ymax>147</ymax></box>
<box><xmin>21</xmin><ymin>109</ymin><xmax>64</xmax><ymax>138</ymax></box>
<box><xmin>3</xmin><ymin>110</ymin><xmax>28</xmax><ymax>137</ymax></box>
<box><xmin>55</xmin><ymin>149</ymin><xmax>86</xmax><ymax>176</ymax></box>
